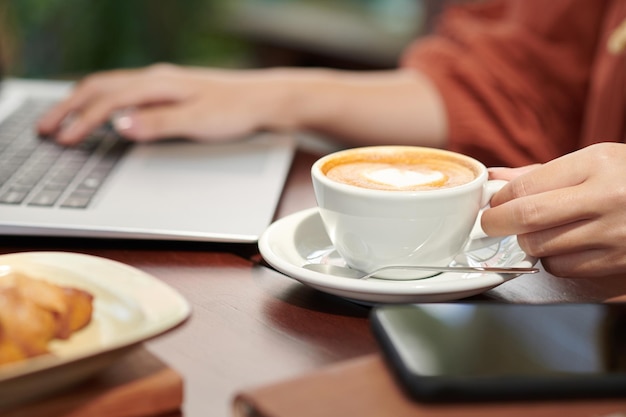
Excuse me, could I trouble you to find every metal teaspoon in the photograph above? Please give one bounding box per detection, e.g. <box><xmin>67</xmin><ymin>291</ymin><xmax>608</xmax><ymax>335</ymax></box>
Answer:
<box><xmin>302</xmin><ymin>263</ymin><xmax>539</xmax><ymax>279</ymax></box>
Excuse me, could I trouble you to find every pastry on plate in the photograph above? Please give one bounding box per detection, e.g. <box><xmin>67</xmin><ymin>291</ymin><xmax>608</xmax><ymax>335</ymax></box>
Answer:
<box><xmin>0</xmin><ymin>272</ymin><xmax>94</xmax><ymax>366</ymax></box>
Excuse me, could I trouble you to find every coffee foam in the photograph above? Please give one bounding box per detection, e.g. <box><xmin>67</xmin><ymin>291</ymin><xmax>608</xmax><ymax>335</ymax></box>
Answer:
<box><xmin>364</xmin><ymin>167</ymin><xmax>446</xmax><ymax>188</ymax></box>
<box><xmin>322</xmin><ymin>151</ymin><xmax>478</xmax><ymax>191</ymax></box>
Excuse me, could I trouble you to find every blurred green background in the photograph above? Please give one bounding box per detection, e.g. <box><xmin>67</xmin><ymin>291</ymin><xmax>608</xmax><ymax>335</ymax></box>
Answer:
<box><xmin>1</xmin><ymin>0</ymin><xmax>427</xmax><ymax>79</ymax></box>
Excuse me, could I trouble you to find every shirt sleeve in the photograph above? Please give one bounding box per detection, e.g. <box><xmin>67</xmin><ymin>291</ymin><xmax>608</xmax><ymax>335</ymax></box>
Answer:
<box><xmin>401</xmin><ymin>0</ymin><xmax>608</xmax><ymax>167</ymax></box>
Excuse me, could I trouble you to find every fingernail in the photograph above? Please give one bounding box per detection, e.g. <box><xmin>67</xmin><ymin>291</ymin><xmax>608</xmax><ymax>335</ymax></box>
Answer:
<box><xmin>112</xmin><ymin>108</ymin><xmax>136</xmax><ymax>133</ymax></box>
<box><xmin>113</xmin><ymin>115</ymin><xmax>134</xmax><ymax>132</ymax></box>
<box><xmin>113</xmin><ymin>116</ymin><xmax>133</xmax><ymax>132</ymax></box>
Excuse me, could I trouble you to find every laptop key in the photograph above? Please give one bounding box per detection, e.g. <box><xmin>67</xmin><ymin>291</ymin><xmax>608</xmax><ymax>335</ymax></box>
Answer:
<box><xmin>28</xmin><ymin>189</ymin><xmax>63</xmax><ymax>207</ymax></box>
<box><xmin>0</xmin><ymin>188</ymin><xmax>29</xmax><ymax>204</ymax></box>
<box><xmin>60</xmin><ymin>192</ymin><xmax>94</xmax><ymax>209</ymax></box>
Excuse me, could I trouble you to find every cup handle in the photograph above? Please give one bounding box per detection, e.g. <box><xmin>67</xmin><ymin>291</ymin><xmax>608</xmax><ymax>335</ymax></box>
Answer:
<box><xmin>463</xmin><ymin>180</ymin><xmax>508</xmax><ymax>252</ymax></box>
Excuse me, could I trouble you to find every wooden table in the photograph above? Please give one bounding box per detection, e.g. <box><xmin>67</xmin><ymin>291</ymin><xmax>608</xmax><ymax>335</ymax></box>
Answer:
<box><xmin>3</xmin><ymin>147</ymin><xmax>626</xmax><ymax>417</ymax></box>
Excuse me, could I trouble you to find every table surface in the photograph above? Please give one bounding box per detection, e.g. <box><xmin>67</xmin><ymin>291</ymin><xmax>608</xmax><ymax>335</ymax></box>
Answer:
<box><xmin>3</xmin><ymin>147</ymin><xmax>626</xmax><ymax>417</ymax></box>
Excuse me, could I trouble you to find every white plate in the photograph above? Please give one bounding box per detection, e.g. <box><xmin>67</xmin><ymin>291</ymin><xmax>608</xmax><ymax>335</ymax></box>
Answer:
<box><xmin>0</xmin><ymin>251</ymin><xmax>191</xmax><ymax>409</ymax></box>
<box><xmin>259</xmin><ymin>208</ymin><xmax>537</xmax><ymax>304</ymax></box>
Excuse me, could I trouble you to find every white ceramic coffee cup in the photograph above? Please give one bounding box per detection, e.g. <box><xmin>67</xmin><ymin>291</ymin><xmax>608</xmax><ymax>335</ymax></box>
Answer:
<box><xmin>311</xmin><ymin>146</ymin><xmax>505</xmax><ymax>279</ymax></box>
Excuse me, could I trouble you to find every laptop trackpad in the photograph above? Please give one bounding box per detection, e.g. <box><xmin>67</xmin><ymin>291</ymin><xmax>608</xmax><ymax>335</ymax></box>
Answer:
<box><xmin>91</xmin><ymin>133</ymin><xmax>295</xmax><ymax>238</ymax></box>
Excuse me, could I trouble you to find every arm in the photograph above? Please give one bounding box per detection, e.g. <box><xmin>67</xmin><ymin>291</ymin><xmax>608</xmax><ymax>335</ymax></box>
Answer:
<box><xmin>402</xmin><ymin>0</ymin><xmax>608</xmax><ymax>167</ymax></box>
<box><xmin>37</xmin><ymin>64</ymin><xmax>447</xmax><ymax>148</ymax></box>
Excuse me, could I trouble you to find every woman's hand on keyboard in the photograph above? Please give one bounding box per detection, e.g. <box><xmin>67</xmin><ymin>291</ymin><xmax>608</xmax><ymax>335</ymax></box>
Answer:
<box><xmin>36</xmin><ymin>63</ymin><xmax>446</xmax><ymax>149</ymax></box>
<box><xmin>37</xmin><ymin>64</ymin><xmax>295</xmax><ymax>145</ymax></box>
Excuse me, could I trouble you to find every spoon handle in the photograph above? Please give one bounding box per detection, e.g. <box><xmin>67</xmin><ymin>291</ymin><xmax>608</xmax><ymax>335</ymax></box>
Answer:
<box><xmin>367</xmin><ymin>265</ymin><xmax>539</xmax><ymax>278</ymax></box>
<box><xmin>302</xmin><ymin>263</ymin><xmax>540</xmax><ymax>279</ymax></box>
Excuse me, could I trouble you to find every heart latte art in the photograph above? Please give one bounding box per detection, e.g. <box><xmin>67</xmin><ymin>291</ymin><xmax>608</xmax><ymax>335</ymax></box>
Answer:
<box><xmin>323</xmin><ymin>154</ymin><xmax>477</xmax><ymax>191</ymax></box>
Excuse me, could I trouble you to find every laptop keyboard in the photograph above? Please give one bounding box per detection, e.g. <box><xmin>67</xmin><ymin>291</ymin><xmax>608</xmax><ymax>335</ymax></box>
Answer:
<box><xmin>0</xmin><ymin>100</ymin><xmax>130</xmax><ymax>209</ymax></box>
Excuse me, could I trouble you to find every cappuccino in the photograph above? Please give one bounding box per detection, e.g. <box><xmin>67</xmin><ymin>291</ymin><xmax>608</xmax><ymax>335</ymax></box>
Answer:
<box><xmin>321</xmin><ymin>148</ymin><xmax>477</xmax><ymax>191</ymax></box>
<box><xmin>311</xmin><ymin>145</ymin><xmax>502</xmax><ymax>279</ymax></box>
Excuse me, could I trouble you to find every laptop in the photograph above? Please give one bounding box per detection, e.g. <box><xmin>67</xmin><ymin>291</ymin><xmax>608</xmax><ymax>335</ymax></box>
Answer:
<box><xmin>0</xmin><ymin>78</ymin><xmax>296</xmax><ymax>243</ymax></box>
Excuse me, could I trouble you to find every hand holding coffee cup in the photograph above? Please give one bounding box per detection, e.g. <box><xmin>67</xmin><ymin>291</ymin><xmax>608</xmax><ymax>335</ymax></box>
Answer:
<box><xmin>311</xmin><ymin>146</ymin><xmax>505</xmax><ymax>279</ymax></box>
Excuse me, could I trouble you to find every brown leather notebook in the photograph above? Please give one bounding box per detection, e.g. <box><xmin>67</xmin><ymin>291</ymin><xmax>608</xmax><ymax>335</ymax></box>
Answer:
<box><xmin>233</xmin><ymin>353</ymin><xmax>626</xmax><ymax>417</ymax></box>
<box><xmin>5</xmin><ymin>347</ymin><xmax>183</xmax><ymax>417</ymax></box>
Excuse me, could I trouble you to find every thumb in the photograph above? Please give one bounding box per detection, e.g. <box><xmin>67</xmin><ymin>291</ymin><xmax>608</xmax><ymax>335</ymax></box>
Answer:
<box><xmin>488</xmin><ymin>165</ymin><xmax>541</xmax><ymax>181</ymax></box>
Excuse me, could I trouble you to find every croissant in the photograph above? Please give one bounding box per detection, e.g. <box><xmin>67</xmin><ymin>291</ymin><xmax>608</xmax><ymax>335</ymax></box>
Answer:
<box><xmin>0</xmin><ymin>272</ymin><xmax>94</xmax><ymax>366</ymax></box>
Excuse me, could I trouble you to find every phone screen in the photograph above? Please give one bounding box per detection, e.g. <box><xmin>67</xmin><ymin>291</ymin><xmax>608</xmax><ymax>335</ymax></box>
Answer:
<box><xmin>370</xmin><ymin>303</ymin><xmax>626</xmax><ymax>402</ymax></box>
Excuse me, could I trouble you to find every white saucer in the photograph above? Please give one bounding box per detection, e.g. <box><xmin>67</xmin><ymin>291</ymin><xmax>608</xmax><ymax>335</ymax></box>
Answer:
<box><xmin>259</xmin><ymin>207</ymin><xmax>537</xmax><ymax>304</ymax></box>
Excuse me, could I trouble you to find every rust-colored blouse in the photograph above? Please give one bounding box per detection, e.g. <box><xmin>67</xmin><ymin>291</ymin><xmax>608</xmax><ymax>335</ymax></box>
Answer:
<box><xmin>401</xmin><ymin>0</ymin><xmax>626</xmax><ymax>167</ymax></box>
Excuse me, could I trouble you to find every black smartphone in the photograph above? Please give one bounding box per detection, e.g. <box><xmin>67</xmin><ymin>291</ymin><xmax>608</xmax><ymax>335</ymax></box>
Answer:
<box><xmin>370</xmin><ymin>303</ymin><xmax>626</xmax><ymax>402</ymax></box>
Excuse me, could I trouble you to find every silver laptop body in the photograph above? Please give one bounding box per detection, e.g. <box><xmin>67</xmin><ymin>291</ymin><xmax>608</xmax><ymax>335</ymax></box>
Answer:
<box><xmin>0</xmin><ymin>79</ymin><xmax>295</xmax><ymax>242</ymax></box>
